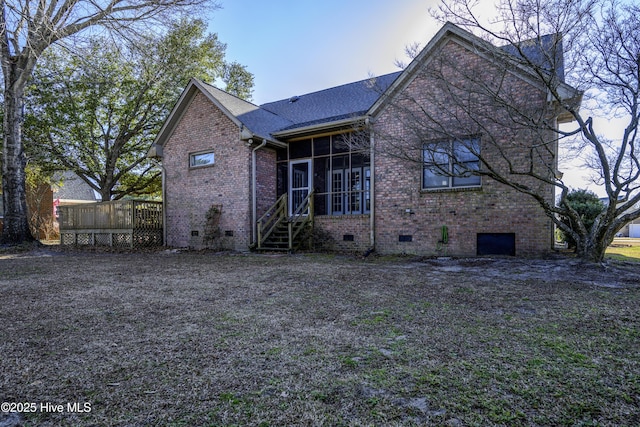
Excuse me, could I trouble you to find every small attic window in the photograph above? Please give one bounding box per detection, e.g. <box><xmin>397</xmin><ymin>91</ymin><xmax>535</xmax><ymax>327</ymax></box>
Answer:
<box><xmin>288</xmin><ymin>96</ymin><xmax>300</xmax><ymax>103</ymax></box>
<box><xmin>190</xmin><ymin>150</ymin><xmax>215</xmax><ymax>168</ymax></box>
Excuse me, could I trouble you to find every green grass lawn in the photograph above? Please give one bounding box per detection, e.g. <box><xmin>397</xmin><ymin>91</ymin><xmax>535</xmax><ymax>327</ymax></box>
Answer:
<box><xmin>606</xmin><ymin>239</ymin><xmax>640</xmax><ymax>262</ymax></box>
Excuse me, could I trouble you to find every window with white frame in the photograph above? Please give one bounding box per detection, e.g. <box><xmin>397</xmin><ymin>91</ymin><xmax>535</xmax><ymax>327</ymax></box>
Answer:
<box><xmin>330</xmin><ymin>165</ymin><xmax>370</xmax><ymax>215</ymax></box>
<box><xmin>189</xmin><ymin>150</ymin><xmax>215</xmax><ymax>168</ymax></box>
<box><xmin>423</xmin><ymin>137</ymin><xmax>481</xmax><ymax>189</ymax></box>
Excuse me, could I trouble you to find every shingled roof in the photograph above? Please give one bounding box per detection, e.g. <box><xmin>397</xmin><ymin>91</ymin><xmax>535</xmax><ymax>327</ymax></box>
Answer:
<box><xmin>260</xmin><ymin>72</ymin><xmax>401</xmax><ymax>132</ymax></box>
<box><xmin>500</xmin><ymin>33</ymin><xmax>565</xmax><ymax>82</ymax></box>
<box><xmin>197</xmin><ymin>82</ymin><xmax>294</xmax><ymax>138</ymax></box>
<box><xmin>151</xmin><ymin>22</ymin><xmax>577</xmax><ymax>153</ymax></box>
<box><xmin>52</xmin><ymin>172</ymin><xmax>98</xmax><ymax>202</ymax></box>
<box><xmin>192</xmin><ymin>72</ymin><xmax>401</xmax><ymax>141</ymax></box>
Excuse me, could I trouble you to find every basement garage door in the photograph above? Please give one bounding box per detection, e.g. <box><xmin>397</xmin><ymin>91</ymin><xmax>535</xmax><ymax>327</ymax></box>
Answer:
<box><xmin>477</xmin><ymin>233</ymin><xmax>516</xmax><ymax>256</ymax></box>
<box><xmin>630</xmin><ymin>224</ymin><xmax>640</xmax><ymax>238</ymax></box>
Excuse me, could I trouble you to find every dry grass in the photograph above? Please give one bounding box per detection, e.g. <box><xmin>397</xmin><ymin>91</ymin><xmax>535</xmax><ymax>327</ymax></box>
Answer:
<box><xmin>1</xmin><ymin>247</ymin><xmax>639</xmax><ymax>426</ymax></box>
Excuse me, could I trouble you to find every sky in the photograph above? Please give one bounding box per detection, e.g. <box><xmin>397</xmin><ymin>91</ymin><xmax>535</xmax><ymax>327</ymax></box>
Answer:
<box><xmin>205</xmin><ymin>0</ymin><xmax>605</xmax><ymax>195</ymax></box>
<box><xmin>207</xmin><ymin>0</ymin><xmax>441</xmax><ymax>104</ymax></box>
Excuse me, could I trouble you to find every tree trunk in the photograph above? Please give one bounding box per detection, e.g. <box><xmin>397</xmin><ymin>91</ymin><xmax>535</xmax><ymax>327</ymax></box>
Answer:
<box><xmin>1</xmin><ymin>71</ymin><xmax>35</xmax><ymax>244</ymax></box>
<box><xmin>575</xmin><ymin>236</ymin><xmax>607</xmax><ymax>264</ymax></box>
<box><xmin>99</xmin><ymin>176</ymin><xmax>113</xmax><ymax>202</ymax></box>
<box><xmin>100</xmin><ymin>188</ymin><xmax>111</xmax><ymax>202</ymax></box>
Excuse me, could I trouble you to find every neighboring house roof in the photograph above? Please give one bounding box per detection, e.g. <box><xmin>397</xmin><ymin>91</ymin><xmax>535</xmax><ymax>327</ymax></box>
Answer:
<box><xmin>149</xmin><ymin>22</ymin><xmax>580</xmax><ymax>155</ymax></box>
<box><xmin>52</xmin><ymin>172</ymin><xmax>98</xmax><ymax>202</ymax></box>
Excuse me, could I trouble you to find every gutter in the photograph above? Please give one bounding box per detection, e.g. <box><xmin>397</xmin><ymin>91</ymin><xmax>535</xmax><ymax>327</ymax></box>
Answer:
<box><xmin>272</xmin><ymin>115</ymin><xmax>368</xmax><ymax>139</ymax></box>
<box><xmin>241</xmin><ymin>124</ymin><xmax>287</xmax><ymax>148</ymax></box>
<box><xmin>147</xmin><ymin>144</ymin><xmax>166</xmax><ymax>246</ymax></box>
<box><xmin>241</xmin><ymin>123</ymin><xmax>286</xmax><ymax>247</ymax></box>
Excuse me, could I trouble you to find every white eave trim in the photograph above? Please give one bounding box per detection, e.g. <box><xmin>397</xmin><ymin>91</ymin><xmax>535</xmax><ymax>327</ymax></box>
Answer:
<box><xmin>272</xmin><ymin>115</ymin><xmax>367</xmax><ymax>139</ymax></box>
<box><xmin>148</xmin><ymin>78</ymin><xmax>286</xmax><ymax>155</ymax></box>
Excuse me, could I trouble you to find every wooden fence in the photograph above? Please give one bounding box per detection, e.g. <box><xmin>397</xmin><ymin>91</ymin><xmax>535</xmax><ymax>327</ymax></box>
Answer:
<box><xmin>58</xmin><ymin>200</ymin><xmax>163</xmax><ymax>248</ymax></box>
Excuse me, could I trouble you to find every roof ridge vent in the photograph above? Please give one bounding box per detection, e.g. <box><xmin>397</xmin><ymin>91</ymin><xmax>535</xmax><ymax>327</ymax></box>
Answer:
<box><xmin>288</xmin><ymin>95</ymin><xmax>300</xmax><ymax>103</ymax></box>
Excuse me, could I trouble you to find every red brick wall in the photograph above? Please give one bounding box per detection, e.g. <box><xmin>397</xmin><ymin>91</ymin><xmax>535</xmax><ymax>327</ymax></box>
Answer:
<box><xmin>256</xmin><ymin>148</ymin><xmax>277</xmax><ymax>219</ymax></box>
<box><xmin>163</xmin><ymin>92</ymin><xmax>254</xmax><ymax>250</ymax></box>
<box><xmin>314</xmin><ymin>215</ymin><xmax>371</xmax><ymax>252</ymax></box>
<box><xmin>162</xmin><ymin>38</ymin><xmax>557</xmax><ymax>256</ymax></box>
<box><xmin>372</xmin><ymin>39</ymin><xmax>555</xmax><ymax>256</ymax></box>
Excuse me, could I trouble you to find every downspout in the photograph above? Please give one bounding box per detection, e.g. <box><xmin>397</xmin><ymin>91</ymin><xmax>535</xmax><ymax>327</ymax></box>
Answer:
<box><xmin>367</xmin><ymin>116</ymin><xmax>375</xmax><ymax>251</ymax></box>
<box><xmin>151</xmin><ymin>158</ymin><xmax>167</xmax><ymax>246</ymax></box>
<box><xmin>251</xmin><ymin>138</ymin><xmax>268</xmax><ymax>246</ymax></box>
<box><xmin>552</xmin><ymin>116</ymin><xmax>560</xmax><ymax>251</ymax></box>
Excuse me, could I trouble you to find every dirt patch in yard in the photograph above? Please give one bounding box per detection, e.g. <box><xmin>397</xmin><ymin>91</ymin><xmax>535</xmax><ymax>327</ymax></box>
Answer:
<box><xmin>1</xmin><ymin>248</ymin><xmax>639</xmax><ymax>426</ymax></box>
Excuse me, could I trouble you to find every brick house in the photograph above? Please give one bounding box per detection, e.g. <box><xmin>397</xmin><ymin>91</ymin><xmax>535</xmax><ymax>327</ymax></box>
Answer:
<box><xmin>149</xmin><ymin>22</ymin><xmax>581</xmax><ymax>256</ymax></box>
<box><xmin>0</xmin><ymin>172</ymin><xmax>97</xmax><ymax>240</ymax></box>
<box><xmin>0</xmin><ymin>180</ymin><xmax>54</xmax><ymax>240</ymax></box>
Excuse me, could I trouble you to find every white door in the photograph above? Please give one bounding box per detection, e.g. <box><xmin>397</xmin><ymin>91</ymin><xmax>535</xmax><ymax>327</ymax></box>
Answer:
<box><xmin>289</xmin><ymin>160</ymin><xmax>312</xmax><ymax>216</ymax></box>
<box><xmin>329</xmin><ymin>167</ymin><xmax>371</xmax><ymax>215</ymax></box>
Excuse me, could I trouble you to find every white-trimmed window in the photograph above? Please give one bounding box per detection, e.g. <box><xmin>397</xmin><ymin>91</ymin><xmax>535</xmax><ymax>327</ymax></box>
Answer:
<box><xmin>189</xmin><ymin>150</ymin><xmax>215</xmax><ymax>168</ymax></box>
<box><xmin>330</xmin><ymin>166</ymin><xmax>370</xmax><ymax>215</ymax></box>
<box><xmin>423</xmin><ymin>137</ymin><xmax>481</xmax><ymax>189</ymax></box>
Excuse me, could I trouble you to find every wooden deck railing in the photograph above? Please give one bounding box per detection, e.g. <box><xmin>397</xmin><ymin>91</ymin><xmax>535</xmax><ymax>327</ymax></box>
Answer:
<box><xmin>256</xmin><ymin>194</ymin><xmax>288</xmax><ymax>249</ymax></box>
<box><xmin>288</xmin><ymin>191</ymin><xmax>314</xmax><ymax>250</ymax></box>
<box><xmin>58</xmin><ymin>200</ymin><xmax>163</xmax><ymax>248</ymax></box>
<box><xmin>256</xmin><ymin>192</ymin><xmax>314</xmax><ymax>251</ymax></box>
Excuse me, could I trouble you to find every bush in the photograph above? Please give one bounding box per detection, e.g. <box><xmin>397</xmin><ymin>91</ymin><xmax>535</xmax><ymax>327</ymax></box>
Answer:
<box><xmin>560</xmin><ymin>189</ymin><xmax>605</xmax><ymax>248</ymax></box>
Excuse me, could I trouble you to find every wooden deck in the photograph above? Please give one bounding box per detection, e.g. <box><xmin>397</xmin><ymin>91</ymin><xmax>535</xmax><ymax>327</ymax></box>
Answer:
<box><xmin>58</xmin><ymin>200</ymin><xmax>163</xmax><ymax>248</ymax></box>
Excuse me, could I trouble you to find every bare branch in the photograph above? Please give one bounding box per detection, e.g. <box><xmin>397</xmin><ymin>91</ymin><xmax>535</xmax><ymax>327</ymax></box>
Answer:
<box><xmin>376</xmin><ymin>0</ymin><xmax>640</xmax><ymax>262</ymax></box>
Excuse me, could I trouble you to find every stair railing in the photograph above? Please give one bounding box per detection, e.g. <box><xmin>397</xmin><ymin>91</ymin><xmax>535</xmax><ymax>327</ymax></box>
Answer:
<box><xmin>288</xmin><ymin>190</ymin><xmax>314</xmax><ymax>250</ymax></box>
<box><xmin>256</xmin><ymin>190</ymin><xmax>314</xmax><ymax>251</ymax></box>
<box><xmin>257</xmin><ymin>193</ymin><xmax>287</xmax><ymax>249</ymax></box>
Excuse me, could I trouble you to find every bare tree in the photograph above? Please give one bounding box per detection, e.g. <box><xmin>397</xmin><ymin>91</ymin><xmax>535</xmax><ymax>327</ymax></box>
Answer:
<box><xmin>361</xmin><ymin>0</ymin><xmax>638</xmax><ymax>263</ymax></box>
<box><xmin>0</xmin><ymin>0</ymin><xmax>214</xmax><ymax>244</ymax></box>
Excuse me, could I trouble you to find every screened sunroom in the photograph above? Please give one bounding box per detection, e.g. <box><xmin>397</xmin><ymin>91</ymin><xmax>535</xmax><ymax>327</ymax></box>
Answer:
<box><xmin>276</xmin><ymin>132</ymin><xmax>371</xmax><ymax>217</ymax></box>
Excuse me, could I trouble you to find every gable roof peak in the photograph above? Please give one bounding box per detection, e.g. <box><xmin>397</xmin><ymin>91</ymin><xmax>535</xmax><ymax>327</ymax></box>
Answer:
<box><xmin>368</xmin><ymin>21</ymin><xmax>577</xmax><ymax>118</ymax></box>
<box><xmin>194</xmin><ymin>78</ymin><xmax>261</xmax><ymax>109</ymax></box>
